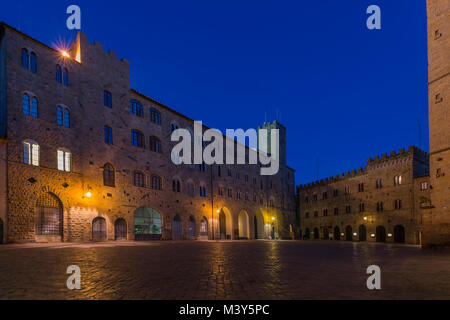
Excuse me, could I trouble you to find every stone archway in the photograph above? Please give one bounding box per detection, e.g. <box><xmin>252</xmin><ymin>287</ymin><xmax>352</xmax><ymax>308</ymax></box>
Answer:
<box><xmin>199</xmin><ymin>216</ymin><xmax>208</xmax><ymax>240</ymax></box>
<box><xmin>173</xmin><ymin>214</ymin><xmax>183</xmax><ymax>240</ymax></box>
<box><xmin>134</xmin><ymin>207</ymin><xmax>162</xmax><ymax>241</ymax></box>
<box><xmin>115</xmin><ymin>218</ymin><xmax>127</xmax><ymax>240</ymax></box>
<box><xmin>345</xmin><ymin>225</ymin><xmax>353</xmax><ymax>241</ymax></box>
<box><xmin>359</xmin><ymin>225</ymin><xmax>367</xmax><ymax>241</ymax></box>
<box><xmin>219</xmin><ymin>207</ymin><xmax>232</xmax><ymax>240</ymax></box>
<box><xmin>394</xmin><ymin>225</ymin><xmax>405</xmax><ymax>243</ymax></box>
<box><xmin>376</xmin><ymin>226</ymin><xmax>386</xmax><ymax>242</ymax></box>
<box><xmin>92</xmin><ymin>217</ymin><xmax>107</xmax><ymax>241</ymax></box>
<box><xmin>238</xmin><ymin>210</ymin><xmax>250</xmax><ymax>240</ymax></box>
<box><xmin>334</xmin><ymin>226</ymin><xmax>340</xmax><ymax>240</ymax></box>
<box><xmin>187</xmin><ymin>215</ymin><xmax>196</xmax><ymax>240</ymax></box>
<box><xmin>254</xmin><ymin>212</ymin><xmax>264</xmax><ymax>239</ymax></box>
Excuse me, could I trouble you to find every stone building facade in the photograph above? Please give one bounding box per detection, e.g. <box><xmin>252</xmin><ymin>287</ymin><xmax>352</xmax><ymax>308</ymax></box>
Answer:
<box><xmin>424</xmin><ymin>0</ymin><xmax>450</xmax><ymax>245</ymax></box>
<box><xmin>0</xmin><ymin>23</ymin><xmax>296</xmax><ymax>243</ymax></box>
<box><xmin>298</xmin><ymin>147</ymin><xmax>431</xmax><ymax>244</ymax></box>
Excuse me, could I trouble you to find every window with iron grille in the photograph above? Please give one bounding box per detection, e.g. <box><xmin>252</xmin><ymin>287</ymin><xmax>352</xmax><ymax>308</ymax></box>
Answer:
<box><xmin>149</xmin><ymin>136</ymin><xmax>162</xmax><ymax>153</ymax></box>
<box><xmin>134</xmin><ymin>171</ymin><xmax>146</xmax><ymax>187</ymax></box>
<box><xmin>36</xmin><ymin>193</ymin><xmax>62</xmax><ymax>236</ymax></box>
<box><xmin>103</xmin><ymin>163</ymin><xmax>115</xmax><ymax>187</ymax></box>
<box><xmin>151</xmin><ymin>175</ymin><xmax>162</xmax><ymax>190</ymax></box>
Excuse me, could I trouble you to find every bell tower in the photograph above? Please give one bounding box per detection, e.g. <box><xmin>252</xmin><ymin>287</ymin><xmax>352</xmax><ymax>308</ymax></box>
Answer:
<box><xmin>425</xmin><ymin>0</ymin><xmax>450</xmax><ymax>245</ymax></box>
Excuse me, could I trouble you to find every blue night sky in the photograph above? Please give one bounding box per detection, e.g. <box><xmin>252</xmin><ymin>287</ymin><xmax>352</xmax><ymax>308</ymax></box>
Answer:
<box><xmin>1</xmin><ymin>0</ymin><xmax>429</xmax><ymax>185</ymax></box>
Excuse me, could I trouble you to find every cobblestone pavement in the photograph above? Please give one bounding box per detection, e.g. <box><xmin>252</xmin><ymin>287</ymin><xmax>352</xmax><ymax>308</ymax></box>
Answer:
<box><xmin>0</xmin><ymin>240</ymin><xmax>449</xmax><ymax>300</ymax></box>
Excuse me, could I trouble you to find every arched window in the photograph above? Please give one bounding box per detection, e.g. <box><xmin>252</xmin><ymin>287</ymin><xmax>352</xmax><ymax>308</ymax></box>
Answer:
<box><xmin>57</xmin><ymin>105</ymin><xmax>70</xmax><ymax>128</ymax></box>
<box><xmin>23</xmin><ymin>140</ymin><xmax>40</xmax><ymax>166</ymax></box>
<box><xmin>57</xmin><ymin>148</ymin><xmax>72</xmax><ymax>172</ymax></box>
<box><xmin>56</xmin><ymin>65</ymin><xmax>62</xmax><ymax>83</ymax></box>
<box><xmin>30</xmin><ymin>52</ymin><xmax>37</xmax><ymax>73</ymax></box>
<box><xmin>134</xmin><ymin>171</ymin><xmax>146</xmax><ymax>187</ymax></box>
<box><xmin>151</xmin><ymin>175</ymin><xmax>162</xmax><ymax>190</ymax></box>
<box><xmin>130</xmin><ymin>100</ymin><xmax>143</xmax><ymax>117</ymax></box>
<box><xmin>63</xmin><ymin>68</ymin><xmax>69</xmax><ymax>86</ymax></box>
<box><xmin>172</xmin><ymin>178</ymin><xmax>181</xmax><ymax>192</ymax></box>
<box><xmin>103</xmin><ymin>163</ymin><xmax>115</xmax><ymax>187</ymax></box>
<box><xmin>149</xmin><ymin>136</ymin><xmax>162</xmax><ymax>153</ymax></box>
<box><xmin>21</xmin><ymin>48</ymin><xmax>29</xmax><ymax>69</ymax></box>
<box><xmin>170</xmin><ymin>122</ymin><xmax>179</xmax><ymax>134</ymax></box>
<box><xmin>199</xmin><ymin>185</ymin><xmax>207</xmax><ymax>197</ymax></box>
<box><xmin>31</xmin><ymin>97</ymin><xmax>38</xmax><ymax>118</ymax></box>
<box><xmin>187</xmin><ymin>181</ymin><xmax>195</xmax><ymax>196</ymax></box>
<box><xmin>22</xmin><ymin>93</ymin><xmax>30</xmax><ymax>115</ymax></box>
<box><xmin>104</xmin><ymin>125</ymin><xmax>113</xmax><ymax>144</ymax></box>
<box><xmin>131</xmin><ymin>129</ymin><xmax>145</xmax><ymax>148</ymax></box>
<box><xmin>150</xmin><ymin>108</ymin><xmax>161</xmax><ymax>125</ymax></box>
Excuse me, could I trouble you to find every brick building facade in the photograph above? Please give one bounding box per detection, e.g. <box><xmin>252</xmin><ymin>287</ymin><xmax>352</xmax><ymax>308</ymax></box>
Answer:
<box><xmin>298</xmin><ymin>147</ymin><xmax>431</xmax><ymax>244</ymax></box>
<box><xmin>424</xmin><ymin>0</ymin><xmax>450</xmax><ymax>245</ymax></box>
<box><xmin>0</xmin><ymin>23</ymin><xmax>296</xmax><ymax>243</ymax></box>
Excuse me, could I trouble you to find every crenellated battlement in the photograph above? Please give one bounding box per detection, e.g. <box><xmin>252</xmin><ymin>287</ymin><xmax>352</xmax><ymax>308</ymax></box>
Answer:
<box><xmin>298</xmin><ymin>166</ymin><xmax>366</xmax><ymax>190</ymax></box>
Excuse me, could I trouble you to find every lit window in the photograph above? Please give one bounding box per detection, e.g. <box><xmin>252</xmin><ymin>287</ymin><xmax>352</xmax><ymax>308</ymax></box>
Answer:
<box><xmin>57</xmin><ymin>149</ymin><xmax>71</xmax><ymax>172</ymax></box>
<box><xmin>420</xmin><ymin>182</ymin><xmax>428</xmax><ymax>190</ymax></box>
<box><xmin>23</xmin><ymin>141</ymin><xmax>40</xmax><ymax>166</ymax></box>
<box><xmin>394</xmin><ymin>175</ymin><xmax>402</xmax><ymax>186</ymax></box>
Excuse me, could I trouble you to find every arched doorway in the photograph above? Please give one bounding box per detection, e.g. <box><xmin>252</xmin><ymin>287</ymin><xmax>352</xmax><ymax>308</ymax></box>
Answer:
<box><xmin>187</xmin><ymin>215</ymin><xmax>196</xmax><ymax>240</ymax></box>
<box><xmin>36</xmin><ymin>193</ymin><xmax>63</xmax><ymax>239</ymax></box>
<box><xmin>238</xmin><ymin>210</ymin><xmax>249</xmax><ymax>239</ymax></box>
<box><xmin>199</xmin><ymin>217</ymin><xmax>208</xmax><ymax>239</ymax></box>
<box><xmin>334</xmin><ymin>226</ymin><xmax>340</xmax><ymax>240</ymax></box>
<box><xmin>92</xmin><ymin>217</ymin><xmax>107</xmax><ymax>241</ymax></box>
<box><xmin>359</xmin><ymin>225</ymin><xmax>367</xmax><ymax>241</ymax></box>
<box><xmin>0</xmin><ymin>218</ymin><xmax>3</xmax><ymax>244</ymax></box>
<box><xmin>304</xmin><ymin>228</ymin><xmax>310</xmax><ymax>240</ymax></box>
<box><xmin>394</xmin><ymin>225</ymin><xmax>405</xmax><ymax>243</ymax></box>
<box><xmin>323</xmin><ymin>228</ymin><xmax>329</xmax><ymax>240</ymax></box>
<box><xmin>345</xmin><ymin>225</ymin><xmax>353</xmax><ymax>241</ymax></box>
<box><xmin>115</xmin><ymin>218</ymin><xmax>127</xmax><ymax>240</ymax></box>
<box><xmin>134</xmin><ymin>207</ymin><xmax>162</xmax><ymax>241</ymax></box>
<box><xmin>219</xmin><ymin>207</ymin><xmax>232</xmax><ymax>240</ymax></box>
<box><xmin>173</xmin><ymin>214</ymin><xmax>183</xmax><ymax>240</ymax></box>
<box><xmin>376</xmin><ymin>226</ymin><xmax>386</xmax><ymax>242</ymax></box>
<box><xmin>254</xmin><ymin>212</ymin><xmax>264</xmax><ymax>239</ymax></box>
<box><xmin>313</xmin><ymin>227</ymin><xmax>319</xmax><ymax>239</ymax></box>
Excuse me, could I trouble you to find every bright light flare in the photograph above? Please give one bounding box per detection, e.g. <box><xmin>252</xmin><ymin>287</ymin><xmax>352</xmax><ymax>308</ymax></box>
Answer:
<box><xmin>85</xmin><ymin>192</ymin><xmax>92</xmax><ymax>198</ymax></box>
<box><xmin>61</xmin><ymin>50</ymin><xmax>70</xmax><ymax>58</ymax></box>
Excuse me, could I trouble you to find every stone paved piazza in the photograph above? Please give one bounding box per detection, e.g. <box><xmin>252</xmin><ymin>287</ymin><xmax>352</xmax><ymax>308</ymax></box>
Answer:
<box><xmin>0</xmin><ymin>241</ymin><xmax>449</xmax><ymax>300</ymax></box>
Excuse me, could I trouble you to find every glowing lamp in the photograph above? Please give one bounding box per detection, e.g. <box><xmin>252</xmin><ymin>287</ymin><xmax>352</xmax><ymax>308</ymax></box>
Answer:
<box><xmin>216</xmin><ymin>209</ymin><xmax>220</xmax><ymax>213</ymax></box>
<box><xmin>85</xmin><ymin>192</ymin><xmax>92</xmax><ymax>198</ymax></box>
<box><xmin>271</xmin><ymin>217</ymin><xmax>275</xmax><ymax>221</ymax></box>
<box><xmin>353</xmin><ymin>232</ymin><xmax>357</xmax><ymax>236</ymax></box>
<box><xmin>388</xmin><ymin>233</ymin><xmax>392</xmax><ymax>237</ymax></box>
<box><xmin>363</xmin><ymin>217</ymin><xmax>367</xmax><ymax>221</ymax></box>
<box><xmin>61</xmin><ymin>50</ymin><xmax>70</xmax><ymax>58</ymax></box>
<box><xmin>371</xmin><ymin>234</ymin><xmax>375</xmax><ymax>238</ymax></box>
